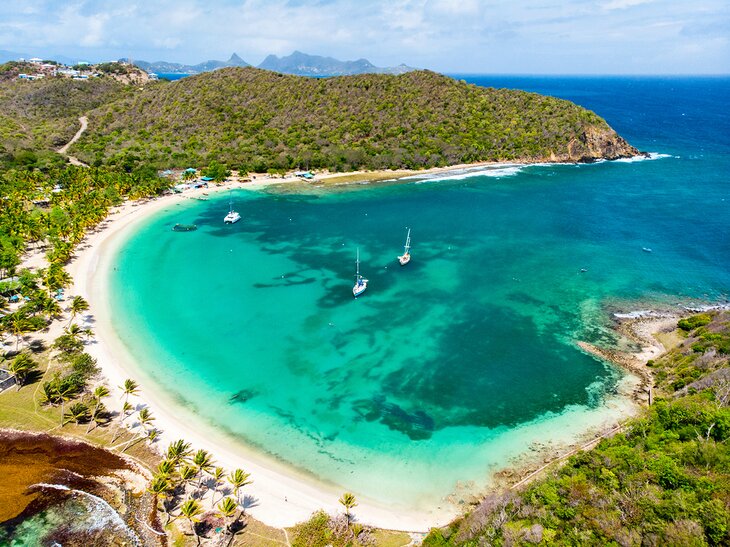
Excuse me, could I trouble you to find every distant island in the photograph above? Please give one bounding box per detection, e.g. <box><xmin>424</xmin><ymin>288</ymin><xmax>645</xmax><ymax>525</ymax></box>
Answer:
<box><xmin>119</xmin><ymin>52</ymin><xmax>250</xmax><ymax>76</ymax></box>
<box><xmin>1</xmin><ymin>49</ymin><xmax>417</xmax><ymax>78</ymax></box>
<box><xmin>122</xmin><ymin>51</ymin><xmax>416</xmax><ymax>77</ymax></box>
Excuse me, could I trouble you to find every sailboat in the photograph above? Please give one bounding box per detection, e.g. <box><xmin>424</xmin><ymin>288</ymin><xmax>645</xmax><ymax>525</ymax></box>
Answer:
<box><xmin>352</xmin><ymin>248</ymin><xmax>368</xmax><ymax>297</ymax></box>
<box><xmin>398</xmin><ymin>228</ymin><xmax>411</xmax><ymax>266</ymax></box>
<box><xmin>223</xmin><ymin>194</ymin><xmax>241</xmax><ymax>224</ymax></box>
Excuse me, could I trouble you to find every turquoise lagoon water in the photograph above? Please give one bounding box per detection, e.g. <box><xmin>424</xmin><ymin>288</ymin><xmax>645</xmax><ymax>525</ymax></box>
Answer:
<box><xmin>109</xmin><ymin>77</ymin><xmax>730</xmax><ymax>508</ymax></box>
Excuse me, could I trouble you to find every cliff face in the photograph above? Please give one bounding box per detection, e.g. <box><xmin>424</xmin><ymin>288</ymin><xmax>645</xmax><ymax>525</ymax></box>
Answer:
<box><xmin>562</xmin><ymin>126</ymin><xmax>640</xmax><ymax>162</ymax></box>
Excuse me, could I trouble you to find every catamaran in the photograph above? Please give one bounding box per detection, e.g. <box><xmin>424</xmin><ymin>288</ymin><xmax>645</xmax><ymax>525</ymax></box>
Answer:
<box><xmin>223</xmin><ymin>195</ymin><xmax>241</xmax><ymax>224</ymax></box>
<box><xmin>398</xmin><ymin>228</ymin><xmax>411</xmax><ymax>266</ymax></box>
<box><xmin>353</xmin><ymin>248</ymin><xmax>368</xmax><ymax>297</ymax></box>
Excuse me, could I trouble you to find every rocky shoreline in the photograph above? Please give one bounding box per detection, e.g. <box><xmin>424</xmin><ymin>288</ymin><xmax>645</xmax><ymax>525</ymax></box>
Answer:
<box><xmin>0</xmin><ymin>429</ymin><xmax>160</xmax><ymax>546</ymax></box>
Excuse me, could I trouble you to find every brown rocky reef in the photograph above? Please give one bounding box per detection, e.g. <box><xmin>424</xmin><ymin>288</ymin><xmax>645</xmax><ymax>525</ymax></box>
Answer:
<box><xmin>0</xmin><ymin>429</ymin><xmax>161</xmax><ymax>546</ymax></box>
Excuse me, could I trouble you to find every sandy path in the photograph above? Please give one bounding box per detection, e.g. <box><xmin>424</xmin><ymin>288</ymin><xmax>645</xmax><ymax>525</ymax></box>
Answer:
<box><xmin>57</xmin><ymin>116</ymin><xmax>89</xmax><ymax>166</ymax></box>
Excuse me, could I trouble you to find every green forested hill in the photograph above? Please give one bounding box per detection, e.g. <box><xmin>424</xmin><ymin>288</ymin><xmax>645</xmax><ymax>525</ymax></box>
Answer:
<box><xmin>70</xmin><ymin>67</ymin><xmax>637</xmax><ymax>171</ymax></box>
<box><xmin>0</xmin><ymin>63</ymin><xmax>134</xmax><ymax>169</ymax></box>
<box><xmin>424</xmin><ymin>313</ymin><xmax>730</xmax><ymax>546</ymax></box>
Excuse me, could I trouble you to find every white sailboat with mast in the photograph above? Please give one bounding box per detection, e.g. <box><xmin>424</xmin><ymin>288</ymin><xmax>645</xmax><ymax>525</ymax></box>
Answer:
<box><xmin>398</xmin><ymin>228</ymin><xmax>411</xmax><ymax>266</ymax></box>
<box><xmin>352</xmin><ymin>248</ymin><xmax>368</xmax><ymax>297</ymax></box>
<box><xmin>223</xmin><ymin>192</ymin><xmax>241</xmax><ymax>224</ymax></box>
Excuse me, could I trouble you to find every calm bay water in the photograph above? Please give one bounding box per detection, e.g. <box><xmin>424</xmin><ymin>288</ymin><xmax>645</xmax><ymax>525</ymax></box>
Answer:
<box><xmin>155</xmin><ymin>73</ymin><xmax>192</xmax><ymax>81</ymax></box>
<box><xmin>110</xmin><ymin>76</ymin><xmax>730</xmax><ymax>508</ymax></box>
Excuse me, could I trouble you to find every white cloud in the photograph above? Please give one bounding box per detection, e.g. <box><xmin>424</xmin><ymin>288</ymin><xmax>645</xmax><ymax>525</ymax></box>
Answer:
<box><xmin>428</xmin><ymin>0</ymin><xmax>479</xmax><ymax>15</ymax></box>
<box><xmin>601</xmin><ymin>0</ymin><xmax>654</xmax><ymax>10</ymax></box>
<box><xmin>0</xmin><ymin>0</ymin><xmax>726</xmax><ymax>73</ymax></box>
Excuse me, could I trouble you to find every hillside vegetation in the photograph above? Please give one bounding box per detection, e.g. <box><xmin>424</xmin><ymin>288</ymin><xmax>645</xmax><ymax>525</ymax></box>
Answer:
<box><xmin>70</xmin><ymin>67</ymin><xmax>637</xmax><ymax>172</ymax></box>
<box><xmin>424</xmin><ymin>312</ymin><xmax>730</xmax><ymax>546</ymax></box>
<box><xmin>0</xmin><ymin>63</ymin><xmax>134</xmax><ymax>169</ymax></box>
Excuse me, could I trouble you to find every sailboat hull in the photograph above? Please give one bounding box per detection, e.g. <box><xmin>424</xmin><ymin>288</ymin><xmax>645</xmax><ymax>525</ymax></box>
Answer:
<box><xmin>353</xmin><ymin>280</ymin><xmax>368</xmax><ymax>297</ymax></box>
<box><xmin>399</xmin><ymin>229</ymin><xmax>412</xmax><ymax>266</ymax></box>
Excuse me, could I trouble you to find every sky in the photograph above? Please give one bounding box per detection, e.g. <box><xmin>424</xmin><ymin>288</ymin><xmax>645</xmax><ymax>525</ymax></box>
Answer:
<box><xmin>0</xmin><ymin>0</ymin><xmax>727</xmax><ymax>74</ymax></box>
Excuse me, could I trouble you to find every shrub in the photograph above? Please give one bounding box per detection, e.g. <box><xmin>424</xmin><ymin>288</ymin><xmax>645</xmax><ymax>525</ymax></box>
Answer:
<box><xmin>678</xmin><ymin>314</ymin><xmax>712</xmax><ymax>332</ymax></box>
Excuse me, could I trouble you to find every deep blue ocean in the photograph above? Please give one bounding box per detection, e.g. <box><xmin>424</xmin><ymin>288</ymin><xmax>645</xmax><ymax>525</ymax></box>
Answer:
<box><xmin>456</xmin><ymin>75</ymin><xmax>730</xmax><ymax>158</ymax></box>
<box><xmin>107</xmin><ymin>75</ymin><xmax>730</xmax><ymax>510</ymax></box>
<box><xmin>156</xmin><ymin>73</ymin><xmax>191</xmax><ymax>81</ymax></box>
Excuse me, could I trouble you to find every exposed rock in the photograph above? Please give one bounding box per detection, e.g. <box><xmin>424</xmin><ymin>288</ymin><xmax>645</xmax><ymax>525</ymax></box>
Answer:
<box><xmin>564</xmin><ymin>126</ymin><xmax>642</xmax><ymax>162</ymax></box>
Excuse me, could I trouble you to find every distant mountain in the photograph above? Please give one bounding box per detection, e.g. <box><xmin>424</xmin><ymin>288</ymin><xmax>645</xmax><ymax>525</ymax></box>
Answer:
<box><xmin>0</xmin><ymin>49</ymin><xmax>27</xmax><ymax>63</ymax></box>
<box><xmin>51</xmin><ymin>54</ymin><xmax>88</xmax><ymax>66</ymax></box>
<box><xmin>0</xmin><ymin>51</ymin><xmax>88</xmax><ymax>65</ymax></box>
<box><xmin>122</xmin><ymin>51</ymin><xmax>414</xmax><ymax>77</ymax></box>
<box><xmin>258</xmin><ymin>51</ymin><xmax>415</xmax><ymax>76</ymax></box>
<box><xmin>120</xmin><ymin>53</ymin><xmax>249</xmax><ymax>75</ymax></box>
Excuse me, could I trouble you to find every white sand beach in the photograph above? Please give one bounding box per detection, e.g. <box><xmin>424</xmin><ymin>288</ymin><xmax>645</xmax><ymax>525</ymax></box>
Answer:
<box><xmin>56</xmin><ymin>157</ymin><xmax>666</xmax><ymax>532</ymax></box>
<box><xmin>66</xmin><ymin>179</ymin><xmax>457</xmax><ymax>532</ymax></box>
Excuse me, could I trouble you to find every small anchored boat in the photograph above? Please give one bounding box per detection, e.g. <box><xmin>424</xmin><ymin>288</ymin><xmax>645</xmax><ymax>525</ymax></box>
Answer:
<box><xmin>353</xmin><ymin>248</ymin><xmax>368</xmax><ymax>297</ymax></box>
<box><xmin>398</xmin><ymin>228</ymin><xmax>411</xmax><ymax>266</ymax></box>
<box><xmin>172</xmin><ymin>224</ymin><xmax>197</xmax><ymax>232</ymax></box>
<box><xmin>224</xmin><ymin>194</ymin><xmax>241</xmax><ymax>224</ymax></box>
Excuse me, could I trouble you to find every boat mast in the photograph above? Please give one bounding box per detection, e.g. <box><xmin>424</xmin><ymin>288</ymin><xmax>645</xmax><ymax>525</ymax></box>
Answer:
<box><xmin>404</xmin><ymin>228</ymin><xmax>411</xmax><ymax>253</ymax></box>
<box><xmin>356</xmin><ymin>248</ymin><xmax>360</xmax><ymax>280</ymax></box>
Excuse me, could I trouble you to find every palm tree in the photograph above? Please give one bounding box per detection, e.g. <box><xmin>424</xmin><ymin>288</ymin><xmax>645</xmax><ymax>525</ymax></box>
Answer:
<box><xmin>8</xmin><ymin>314</ymin><xmax>33</xmax><ymax>351</ymax></box>
<box><xmin>166</xmin><ymin>439</ymin><xmax>193</xmax><ymax>465</ymax></box>
<box><xmin>120</xmin><ymin>378</ymin><xmax>139</xmax><ymax>405</ymax></box>
<box><xmin>88</xmin><ymin>401</ymin><xmax>108</xmax><ymax>431</ymax></box>
<box><xmin>147</xmin><ymin>428</ymin><xmax>159</xmax><ymax>443</ymax></box>
<box><xmin>179</xmin><ymin>464</ymin><xmax>198</xmax><ymax>495</ymax></box>
<box><xmin>178</xmin><ymin>498</ymin><xmax>203</xmax><ymax>545</ymax></box>
<box><xmin>138</xmin><ymin>407</ymin><xmax>155</xmax><ymax>430</ymax></box>
<box><xmin>66</xmin><ymin>323</ymin><xmax>83</xmax><ymax>339</ymax></box>
<box><xmin>7</xmin><ymin>353</ymin><xmax>38</xmax><ymax>390</ymax></box>
<box><xmin>148</xmin><ymin>474</ymin><xmax>172</xmax><ymax>516</ymax></box>
<box><xmin>192</xmin><ymin>449</ymin><xmax>215</xmax><ymax>489</ymax></box>
<box><xmin>111</xmin><ymin>401</ymin><xmax>134</xmax><ymax>442</ymax></box>
<box><xmin>40</xmin><ymin>296</ymin><xmax>62</xmax><ymax>320</ymax></box>
<box><xmin>57</xmin><ymin>383</ymin><xmax>77</xmax><ymax>426</ymax></box>
<box><xmin>43</xmin><ymin>262</ymin><xmax>71</xmax><ymax>291</ymax></box>
<box><xmin>216</xmin><ymin>496</ymin><xmax>239</xmax><ymax>546</ymax></box>
<box><xmin>227</xmin><ymin>469</ymin><xmax>252</xmax><ymax>510</ymax></box>
<box><xmin>122</xmin><ymin>407</ymin><xmax>155</xmax><ymax>452</ymax></box>
<box><xmin>86</xmin><ymin>385</ymin><xmax>110</xmax><ymax>433</ymax></box>
<box><xmin>63</xmin><ymin>402</ymin><xmax>90</xmax><ymax>425</ymax></box>
<box><xmin>339</xmin><ymin>492</ymin><xmax>358</xmax><ymax>523</ymax></box>
<box><xmin>68</xmin><ymin>295</ymin><xmax>89</xmax><ymax>326</ymax></box>
<box><xmin>156</xmin><ymin>459</ymin><xmax>177</xmax><ymax>479</ymax></box>
<box><xmin>41</xmin><ymin>381</ymin><xmax>60</xmax><ymax>405</ymax></box>
<box><xmin>209</xmin><ymin>466</ymin><xmax>226</xmax><ymax>508</ymax></box>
